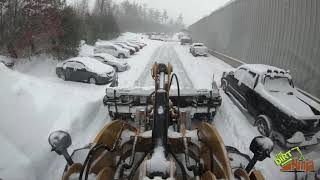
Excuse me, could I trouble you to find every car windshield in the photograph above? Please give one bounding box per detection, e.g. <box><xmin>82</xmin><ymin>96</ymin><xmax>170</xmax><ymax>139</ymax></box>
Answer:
<box><xmin>264</xmin><ymin>76</ymin><xmax>294</xmax><ymax>92</ymax></box>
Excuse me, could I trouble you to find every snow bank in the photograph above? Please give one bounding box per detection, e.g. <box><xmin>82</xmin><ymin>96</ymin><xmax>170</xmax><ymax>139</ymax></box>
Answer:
<box><xmin>0</xmin><ymin>64</ymin><xmax>110</xmax><ymax>180</ymax></box>
<box><xmin>14</xmin><ymin>54</ymin><xmax>59</xmax><ymax>80</ymax></box>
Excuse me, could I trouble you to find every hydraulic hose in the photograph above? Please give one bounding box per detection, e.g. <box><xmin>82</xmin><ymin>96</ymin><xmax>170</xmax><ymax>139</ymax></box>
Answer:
<box><xmin>168</xmin><ymin>148</ymin><xmax>187</xmax><ymax>180</ymax></box>
<box><xmin>127</xmin><ymin>152</ymin><xmax>149</xmax><ymax>180</ymax></box>
<box><xmin>114</xmin><ymin>90</ymin><xmax>119</xmax><ymax>119</ymax></box>
<box><xmin>169</xmin><ymin>73</ymin><xmax>181</xmax><ymax>115</ymax></box>
<box><xmin>114</xmin><ymin>136</ymin><xmax>139</xmax><ymax>179</ymax></box>
<box><xmin>183</xmin><ymin>137</ymin><xmax>202</xmax><ymax>178</ymax></box>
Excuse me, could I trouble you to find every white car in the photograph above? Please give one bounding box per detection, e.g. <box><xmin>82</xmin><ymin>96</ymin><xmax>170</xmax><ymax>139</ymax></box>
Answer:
<box><xmin>91</xmin><ymin>53</ymin><xmax>129</xmax><ymax>72</ymax></box>
<box><xmin>190</xmin><ymin>43</ymin><xmax>208</xmax><ymax>56</ymax></box>
<box><xmin>94</xmin><ymin>42</ymin><xmax>130</xmax><ymax>59</ymax></box>
<box><xmin>114</xmin><ymin>42</ymin><xmax>136</xmax><ymax>55</ymax></box>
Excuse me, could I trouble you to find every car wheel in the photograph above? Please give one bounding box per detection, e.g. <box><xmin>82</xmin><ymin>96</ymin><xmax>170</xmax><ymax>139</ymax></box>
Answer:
<box><xmin>221</xmin><ymin>79</ymin><xmax>228</xmax><ymax>92</ymax></box>
<box><xmin>118</xmin><ymin>53</ymin><xmax>125</xmax><ymax>59</ymax></box>
<box><xmin>89</xmin><ymin>77</ymin><xmax>97</xmax><ymax>85</ymax></box>
<box><xmin>255</xmin><ymin>115</ymin><xmax>272</xmax><ymax>137</ymax></box>
<box><xmin>60</xmin><ymin>73</ymin><xmax>66</xmax><ymax>81</ymax></box>
<box><xmin>113</xmin><ymin>66</ymin><xmax>119</xmax><ymax>72</ymax></box>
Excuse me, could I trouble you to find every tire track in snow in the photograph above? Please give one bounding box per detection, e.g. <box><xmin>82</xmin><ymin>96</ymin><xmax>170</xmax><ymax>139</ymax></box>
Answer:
<box><xmin>134</xmin><ymin>44</ymin><xmax>194</xmax><ymax>88</ymax></box>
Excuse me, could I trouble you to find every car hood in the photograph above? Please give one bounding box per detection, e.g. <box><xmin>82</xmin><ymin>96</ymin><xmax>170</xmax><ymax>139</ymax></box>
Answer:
<box><xmin>109</xmin><ymin>59</ymin><xmax>128</xmax><ymax>66</ymax></box>
<box><xmin>194</xmin><ymin>46</ymin><xmax>207</xmax><ymax>50</ymax></box>
<box><xmin>0</xmin><ymin>56</ymin><xmax>14</xmax><ymax>64</ymax></box>
<box><xmin>261</xmin><ymin>90</ymin><xmax>316</xmax><ymax>119</ymax></box>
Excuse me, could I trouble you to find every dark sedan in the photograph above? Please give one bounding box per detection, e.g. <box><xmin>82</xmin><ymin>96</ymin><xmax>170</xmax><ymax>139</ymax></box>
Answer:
<box><xmin>221</xmin><ymin>64</ymin><xmax>320</xmax><ymax>147</ymax></box>
<box><xmin>56</xmin><ymin>57</ymin><xmax>115</xmax><ymax>85</ymax></box>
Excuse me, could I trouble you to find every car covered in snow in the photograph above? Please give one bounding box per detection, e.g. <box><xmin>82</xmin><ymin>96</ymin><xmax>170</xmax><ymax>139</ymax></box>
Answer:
<box><xmin>180</xmin><ymin>35</ymin><xmax>192</xmax><ymax>45</ymax></box>
<box><xmin>56</xmin><ymin>57</ymin><xmax>115</xmax><ymax>85</ymax></box>
<box><xmin>190</xmin><ymin>43</ymin><xmax>208</xmax><ymax>57</ymax></box>
<box><xmin>91</xmin><ymin>53</ymin><xmax>129</xmax><ymax>72</ymax></box>
<box><xmin>114</xmin><ymin>42</ymin><xmax>136</xmax><ymax>55</ymax></box>
<box><xmin>128</xmin><ymin>40</ymin><xmax>147</xmax><ymax>48</ymax></box>
<box><xmin>0</xmin><ymin>56</ymin><xmax>14</xmax><ymax>68</ymax></box>
<box><xmin>221</xmin><ymin>64</ymin><xmax>320</xmax><ymax>147</ymax></box>
<box><xmin>94</xmin><ymin>42</ymin><xmax>130</xmax><ymax>59</ymax></box>
<box><xmin>119</xmin><ymin>41</ymin><xmax>141</xmax><ymax>52</ymax></box>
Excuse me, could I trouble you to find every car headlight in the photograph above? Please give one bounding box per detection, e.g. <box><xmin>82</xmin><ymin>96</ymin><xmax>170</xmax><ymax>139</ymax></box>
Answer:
<box><xmin>100</xmin><ymin>73</ymin><xmax>111</xmax><ymax>78</ymax></box>
<box><xmin>287</xmin><ymin>131</ymin><xmax>305</xmax><ymax>144</ymax></box>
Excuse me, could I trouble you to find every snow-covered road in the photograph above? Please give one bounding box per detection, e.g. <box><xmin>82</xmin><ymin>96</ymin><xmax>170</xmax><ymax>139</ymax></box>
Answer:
<box><xmin>0</xmin><ymin>37</ymin><xmax>318</xmax><ymax>180</ymax></box>
<box><xmin>135</xmin><ymin>44</ymin><xmax>193</xmax><ymax>88</ymax></box>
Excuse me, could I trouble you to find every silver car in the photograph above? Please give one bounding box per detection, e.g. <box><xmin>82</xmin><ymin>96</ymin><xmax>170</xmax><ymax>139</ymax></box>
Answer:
<box><xmin>91</xmin><ymin>53</ymin><xmax>129</xmax><ymax>72</ymax></box>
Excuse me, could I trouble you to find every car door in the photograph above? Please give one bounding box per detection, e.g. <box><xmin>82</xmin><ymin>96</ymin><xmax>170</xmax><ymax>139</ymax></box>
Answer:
<box><xmin>63</xmin><ymin>61</ymin><xmax>76</xmax><ymax>80</ymax></box>
<box><xmin>73</xmin><ymin>62</ymin><xmax>88</xmax><ymax>82</ymax></box>
<box><xmin>100</xmin><ymin>46</ymin><xmax>114</xmax><ymax>56</ymax></box>
<box><xmin>228</xmin><ymin>68</ymin><xmax>247</xmax><ymax>102</ymax></box>
<box><xmin>239</xmin><ymin>70</ymin><xmax>259</xmax><ymax>110</ymax></box>
<box><xmin>109</xmin><ymin>46</ymin><xmax>118</xmax><ymax>56</ymax></box>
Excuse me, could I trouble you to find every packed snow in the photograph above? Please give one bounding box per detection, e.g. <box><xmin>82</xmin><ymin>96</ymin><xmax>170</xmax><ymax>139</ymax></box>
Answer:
<box><xmin>0</xmin><ymin>33</ymin><xmax>319</xmax><ymax>180</ymax></box>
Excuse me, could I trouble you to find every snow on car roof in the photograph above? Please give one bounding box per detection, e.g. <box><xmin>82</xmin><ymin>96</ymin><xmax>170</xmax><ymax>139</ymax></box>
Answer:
<box><xmin>65</xmin><ymin>57</ymin><xmax>114</xmax><ymax>74</ymax></box>
<box><xmin>95</xmin><ymin>41</ymin><xmax>115</xmax><ymax>46</ymax></box>
<box><xmin>92</xmin><ymin>53</ymin><xmax>121</xmax><ymax>63</ymax></box>
<box><xmin>239</xmin><ymin>64</ymin><xmax>288</xmax><ymax>75</ymax></box>
<box><xmin>193</xmin><ymin>43</ymin><xmax>204</xmax><ymax>46</ymax></box>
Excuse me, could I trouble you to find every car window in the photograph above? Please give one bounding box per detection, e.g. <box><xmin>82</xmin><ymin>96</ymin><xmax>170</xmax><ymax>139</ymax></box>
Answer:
<box><xmin>234</xmin><ymin>68</ymin><xmax>247</xmax><ymax>81</ymax></box>
<box><xmin>242</xmin><ymin>71</ymin><xmax>257</xmax><ymax>89</ymax></box>
<box><xmin>73</xmin><ymin>62</ymin><xmax>85</xmax><ymax>70</ymax></box>
<box><xmin>63</xmin><ymin>61</ymin><xmax>75</xmax><ymax>69</ymax></box>
<box><xmin>264</xmin><ymin>76</ymin><xmax>294</xmax><ymax>92</ymax></box>
<box><xmin>93</xmin><ymin>56</ymin><xmax>105</xmax><ymax>62</ymax></box>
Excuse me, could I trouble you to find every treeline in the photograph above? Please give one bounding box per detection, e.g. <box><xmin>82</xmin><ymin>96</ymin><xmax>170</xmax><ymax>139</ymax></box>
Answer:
<box><xmin>112</xmin><ymin>0</ymin><xmax>185</xmax><ymax>33</ymax></box>
<box><xmin>0</xmin><ymin>0</ymin><xmax>184</xmax><ymax>59</ymax></box>
<box><xmin>0</xmin><ymin>0</ymin><xmax>119</xmax><ymax>59</ymax></box>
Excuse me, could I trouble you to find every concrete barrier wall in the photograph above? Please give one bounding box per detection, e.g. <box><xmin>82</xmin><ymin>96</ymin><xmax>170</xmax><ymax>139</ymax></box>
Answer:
<box><xmin>189</xmin><ymin>0</ymin><xmax>320</xmax><ymax>98</ymax></box>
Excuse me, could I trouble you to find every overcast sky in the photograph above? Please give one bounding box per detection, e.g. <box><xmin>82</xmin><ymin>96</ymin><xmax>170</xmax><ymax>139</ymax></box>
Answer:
<box><xmin>67</xmin><ymin>0</ymin><xmax>231</xmax><ymax>25</ymax></box>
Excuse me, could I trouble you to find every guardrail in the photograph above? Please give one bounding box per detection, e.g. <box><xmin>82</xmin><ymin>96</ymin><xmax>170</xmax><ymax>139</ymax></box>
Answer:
<box><xmin>208</xmin><ymin>49</ymin><xmax>320</xmax><ymax>105</ymax></box>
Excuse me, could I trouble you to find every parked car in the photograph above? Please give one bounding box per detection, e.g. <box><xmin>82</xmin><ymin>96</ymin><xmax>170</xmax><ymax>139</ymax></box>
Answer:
<box><xmin>56</xmin><ymin>57</ymin><xmax>115</xmax><ymax>85</ymax></box>
<box><xmin>0</xmin><ymin>56</ymin><xmax>14</xmax><ymax>68</ymax></box>
<box><xmin>180</xmin><ymin>35</ymin><xmax>192</xmax><ymax>45</ymax></box>
<box><xmin>190</xmin><ymin>43</ymin><xmax>208</xmax><ymax>56</ymax></box>
<box><xmin>128</xmin><ymin>40</ymin><xmax>146</xmax><ymax>48</ymax></box>
<box><xmin>114</xmin><ymin>42</ymin><xmax>136</xmax><ymax>55</ymax></box>
<box><xmin>119</xmin><ymin>41</ymin><xmax>140</xmax><ymax>52</ymax></box>
<box><xmin>91</xmin><ymin>53</ymin><xmax>129</xmax><ymax>72</ymax></box>
<box><xmin>130</xmin><ymin>40</ymin><xmax>147</xmax><ymax>47</ymax></box>
<box><xmin>221</xmin><ymin>64</ymin><xmax>320</xmax><ymax>147</ymax></box>
<box><xmin>94</xmin><ymin>42</ymin><xmax>130</xmax><ymax>58</ymax></box>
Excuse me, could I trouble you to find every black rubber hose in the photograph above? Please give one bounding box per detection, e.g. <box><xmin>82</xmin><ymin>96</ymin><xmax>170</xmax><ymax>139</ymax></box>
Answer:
<box><xmin>169</xmin><ymin>73</ymin><xmax>181</xmax><ymax>116</ymax></box>
<box><xmin>114</xmin><ymin>89</ymin><xmax>118</xmax><ymax>119</ymax></box>
<box><xmin>128</xmin><ymin>152</ymin><xmax>149</xmax><ymax>180</ymax></box>
<box><xmin>79</xmin><ymin>144</ymin><xmax>112</xmax><ymax>180</ymax></box>
<box><xmin>168</xmin><ymin>149</ymin><xmax>187</xmax><ymax>180</ymax></box>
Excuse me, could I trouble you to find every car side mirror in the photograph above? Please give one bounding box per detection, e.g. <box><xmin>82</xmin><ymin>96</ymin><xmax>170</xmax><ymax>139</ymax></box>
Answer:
<box><xmin>245</xmin><ymin>136</ymin><xmax>274</xmax><ymax>173</ymax></box>
<box><xmin>48</xmin><ymin>131</ymin><xmax>74</xmax><ymax>165</ymax></box>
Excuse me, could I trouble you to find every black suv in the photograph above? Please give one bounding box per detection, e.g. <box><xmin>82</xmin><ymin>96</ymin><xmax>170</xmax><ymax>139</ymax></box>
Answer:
<box><xmin>221</xmin><ymin>64</ymin><xmax>320</xmax><ymax>147</ymax></box>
